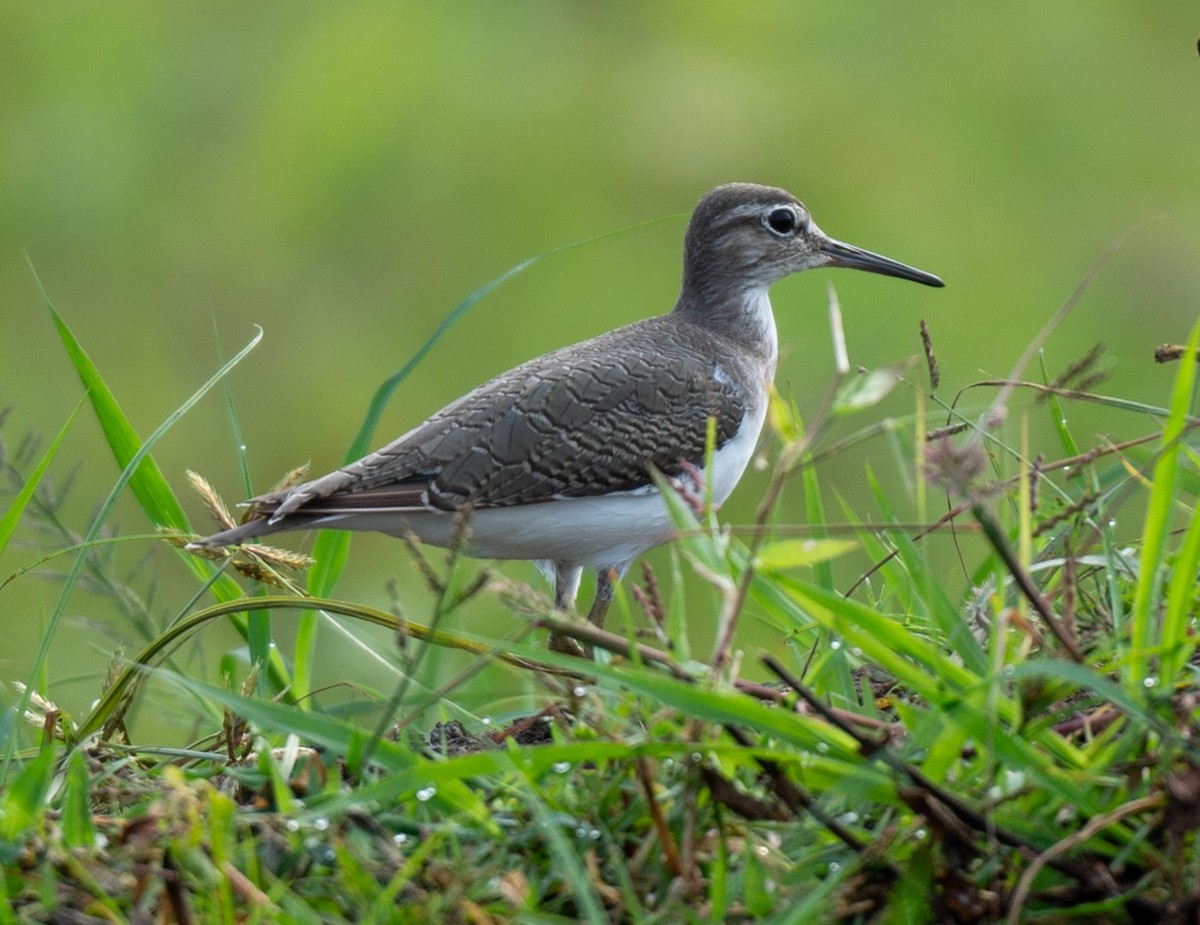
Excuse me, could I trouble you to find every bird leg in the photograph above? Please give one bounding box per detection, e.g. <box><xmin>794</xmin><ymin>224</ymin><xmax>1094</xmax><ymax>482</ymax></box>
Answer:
<box><xmin>547</xmin><ymin>567</ymin><xmax>617</xmax><ymax>660</ymax></box>
<box><xmin>586</xmin><ymin>567</ymin><xmax>616</xmax><ymax>630</ymax></box>
<box><xmin>549</xmin><ymin>564</ymin><xmax>589</xmax><ymax>657</ymax></box>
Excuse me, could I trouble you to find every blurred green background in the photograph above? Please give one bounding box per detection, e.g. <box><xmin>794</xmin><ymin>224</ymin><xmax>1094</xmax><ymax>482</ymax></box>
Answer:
<box><xmin>3</xmin><ymin>4</ymin><xmax>1199</xmax><ymax>734</ymax></box>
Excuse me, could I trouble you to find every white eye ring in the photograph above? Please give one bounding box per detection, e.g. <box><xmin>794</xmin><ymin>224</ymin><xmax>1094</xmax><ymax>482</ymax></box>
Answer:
<box><xmin>764</xmin><ymin>206</ymin><xmax>801</xmax><ymax>236</ymax></box>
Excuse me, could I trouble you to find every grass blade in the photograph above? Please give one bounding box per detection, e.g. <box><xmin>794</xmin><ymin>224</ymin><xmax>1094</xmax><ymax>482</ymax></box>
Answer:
<box><xmin>61</xmin><ymin>749</ymin><xmax>97</xmax><ymax>849</ymax></box>
<box><xmin>0</xmin><ymin>395</ymin><xmax>83</xmax><ymax>558</ymax></box>
<box><xmin>1129</xmin><ymin>318</ymin><xmax>1200</xmax><ymax>686</ymax></box>
<box><xmin>4</xmin><ymin>276</ymin><xmax>288</xmax><ymax>779</ymax></box>
<box><xmin>34</xmin><ymin>282</ymin><xmax>292</xmax><ymax>685</ymax></box>
<box><xmin>0</xmin><ymin>746</ymin><xmax>55</xmax><ymax>844</ymax></box>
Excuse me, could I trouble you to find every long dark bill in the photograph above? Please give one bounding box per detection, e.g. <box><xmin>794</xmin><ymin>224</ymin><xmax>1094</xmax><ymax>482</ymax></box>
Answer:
<box><xmin>821</xmin><ymin>238</ymin><xmax>944</xmax><ymax>288</ymax></box>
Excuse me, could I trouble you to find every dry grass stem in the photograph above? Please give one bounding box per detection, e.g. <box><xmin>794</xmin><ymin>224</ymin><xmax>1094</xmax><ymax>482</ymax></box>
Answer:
<box><xmin>920</xmin><ymin>317</ymin><xmax>940</xmax><ymax>391</ymax></box>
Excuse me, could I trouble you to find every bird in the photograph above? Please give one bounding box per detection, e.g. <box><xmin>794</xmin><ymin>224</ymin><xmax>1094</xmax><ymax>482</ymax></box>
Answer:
<box><xmin>189</xmin><ymin>183</ymin><xmax>943</xmax><ymax>650</ymax></box>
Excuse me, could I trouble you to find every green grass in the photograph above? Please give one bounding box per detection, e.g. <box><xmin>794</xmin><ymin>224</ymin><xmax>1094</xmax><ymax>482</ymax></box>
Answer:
<box><xmin>3</xmin><ymin>285</ymin><xmax>1200</xmax><ymax>923</ymax></box>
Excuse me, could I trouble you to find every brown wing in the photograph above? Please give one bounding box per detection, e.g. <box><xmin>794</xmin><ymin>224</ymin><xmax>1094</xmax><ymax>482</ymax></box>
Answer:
<box><xmin>259</xmin><ymin>315</ymin><xmax>752</xmax><ymax>521</ymax></box>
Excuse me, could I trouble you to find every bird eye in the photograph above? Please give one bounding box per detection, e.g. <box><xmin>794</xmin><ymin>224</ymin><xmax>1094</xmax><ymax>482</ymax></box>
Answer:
<box><xmin>765</xmin><ymin>207</ymin><xmax>800</xmax><ymax>236</ymax></box>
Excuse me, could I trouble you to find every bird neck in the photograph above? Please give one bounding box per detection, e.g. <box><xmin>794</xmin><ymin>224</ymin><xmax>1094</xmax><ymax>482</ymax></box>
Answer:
<box><xmin>672</xmin><ymin>282</ymin><xmax>779</xmax><ymax>373</ymax></box>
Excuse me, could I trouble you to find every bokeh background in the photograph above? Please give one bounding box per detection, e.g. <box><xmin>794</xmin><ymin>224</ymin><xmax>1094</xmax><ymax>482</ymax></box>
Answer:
<box><xmin>3</xmin><ymin>4</ymin><xmax>1199</xmax><ymax>735</ymax></box>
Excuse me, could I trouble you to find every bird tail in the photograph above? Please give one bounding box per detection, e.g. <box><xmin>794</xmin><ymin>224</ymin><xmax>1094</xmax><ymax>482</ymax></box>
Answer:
<box><xmin>184</xmin><ymin>508</ymin><xmax>330</xmax><ymax>550</ymax></box>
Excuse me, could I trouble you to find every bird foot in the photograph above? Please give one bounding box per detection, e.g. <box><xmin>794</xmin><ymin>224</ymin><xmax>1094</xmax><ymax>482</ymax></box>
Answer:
<box><xmin>548</xmin><ymin>631</ymin><xmax>590</xmax><ymax>659</ymax></box>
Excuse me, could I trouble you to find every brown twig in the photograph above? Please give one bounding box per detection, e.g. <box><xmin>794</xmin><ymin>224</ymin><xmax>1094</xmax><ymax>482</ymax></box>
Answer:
<box><xmin>971</xmin><ymin>501</ymin><xmax>1084</xmax><ymax>662</ymax></box>
<box><xmin>761</xmin><ymin>655</ymin><xmax>887</xmax><ymax>754</ymax></box>
<box><xmin>533</xmin><ymin>614</ymin><xmax>693</xmax><ymax>681</ymax></box>
<box><xmin>1005</xmin><ymin>794</ymin><xmax>1163</xmax><ymax>925</ymax></box>
<box><xmin>698</xmin><ymin>763</ymin><xmax>787</xmax><ymax>821</ymax></box>
<box><xmin>635</xmin><ymin>757</ymin><xmax>685</xmax><ymax>877</ymax></box>
<box><xmin>721</xmin><ymin>723</ymin><xmax>883</xmax><ymax>864</ymax></box>
<box><xmin>760</xmin><ymin>655</ymin><xmax>1098</xmax><ymax>884</ymax></box>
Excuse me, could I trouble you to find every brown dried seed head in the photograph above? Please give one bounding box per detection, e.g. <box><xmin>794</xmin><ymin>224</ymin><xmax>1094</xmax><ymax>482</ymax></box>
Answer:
<box><xmin>245</xmin><ymin>544</ymin><xmax>315</xmax><ymax>571</ymax></box>
<box><xmin>187</xmin><ymin>470</ymin><xmax>236</xmax><ymax>530</ymax></box>
<box><xmin>273</xmin><ymin>463</ymin><xmax>311</xmax><ymax>493</ymax></box>
<box><xmin>919</xmin><ymin>318</ymin><xmax>939</xmax><ymax>391</ymax></box>
<box><xmin>924</xmin><ymin>436</ymin><xmax>988</xmax><ymax>497</ymax></box>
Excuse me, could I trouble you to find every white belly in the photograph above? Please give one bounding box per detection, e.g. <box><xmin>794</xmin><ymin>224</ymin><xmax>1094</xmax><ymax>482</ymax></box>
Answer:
<box><xmin>320</xmin><ymin>402</ymin><xmax>766</xmax><ymax>571</ymax></box>
<box><xmin>353</xmin><ymin>489</ymin><xmax>677</xmax><ymax>570</ymax></box>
